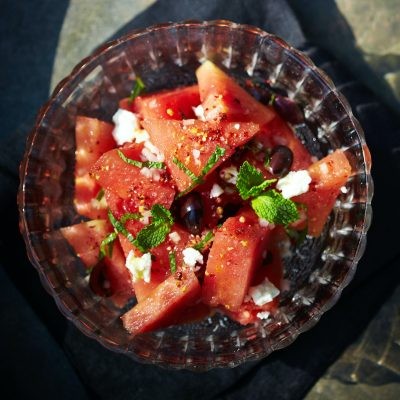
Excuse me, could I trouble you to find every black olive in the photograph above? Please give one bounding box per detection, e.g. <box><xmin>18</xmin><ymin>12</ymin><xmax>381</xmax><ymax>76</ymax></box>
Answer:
<box><xmin>179</xmin><ymin>192</ymin><xmax>204</xmax><ymax>235</ymax></box>
<box><xmin>273</xmin><ymin>95</ymin><xmax>304</xmax><ymax>125</ymax></box>
<box><xmin>219</xmin><ymin>203</ymin><xmax>241</xmax><ymax>225</ymax></box>
<box><xmin>268</xmin><ymin>145</ymin><xmax>293</xmax><ymax>177</ymax></box>
<box><xmin>89</xmin><ymin>260</ymin><xmax>113</xmax><ymax>297</ymax></box>
<box><xmin>263</xmin><ymin>251</ymin><xmax>273</xmax><ymax>266</ymax></box>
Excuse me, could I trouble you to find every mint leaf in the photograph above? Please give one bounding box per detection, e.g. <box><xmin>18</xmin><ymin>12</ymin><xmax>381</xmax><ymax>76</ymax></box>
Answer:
<box><xmin>133</xmin><ymin>204</ymin><xmax>173</xmax><ymax>253</ymax></box>
<box><xmin>108</xmin><ymin>210</ymin><xmax>136</xmax><ymax>246</ymax></box>
<box><xmin>95</xmin><ymin>188</ymin><xmax>105</xmax><ymax>201</ymax></box>
<box><xmin>120</xmin><ymin>212</ymin><xmax>141</xmax><ymax>224</ymax></box>
<box><xmin>169</xmin><ymin>251</ymin><xmax>177</xmax><ymax>274</ymax></box>
<box><xmin>175</xmin><ymin>181</ymin><xmax>198</xmax><ymax>199</ymax></box>
<box><xmin>193</xmin><ymin>231</ymin><xmax>214</xmax><ymax>251</ymax></box>
<box><xmin>172</xmin><ymin>156</ymin><xmax>199</xmax><ymax>183</ymax></box>
<box><xmin>251</xmin><ymin>190</ymin><xmax>299</xmax><ymax>225</ymax></box>
<box><xmin>142</xmin><ymin>160</ymin><xmax>165</xmax><ymax>169</ymax></box>
<box><xmin>134</xmin><ymin>223</ymin><xmax>170</xmax><ymax>253</ymax></box>
<box><xmin>173</xmin><ymin>146</ymin><xmax>226</xmax><ymax>196</ymax></box>
<box><xmin>99</xmin><ymin>232</ymin><xmax>118</xmax><ymax>260</ymax></box>
<box><xmin>264</xmin><ymin>152</ymin><xmax>271</xmax><ymax>168</ymax></box>
<box><xmin>117</xmin><ymin>150</ymin><xmax>165</xmax><ymax>169</ymax></box>
<box><xmin>200</xmin><ymin>146</ymin><xmax>226</xmax><ymax>177</ymax></box>
<box><xmin>128</xmin><ymin>76</ymin><xmax>145</xmax><ymax>103</ymax></box>
<box><xmin>236</xmin><ymin>161</ymin><xmax>275</xmax><ymax>200</ymax></box>
<box><xmin>151</xmin><ymin>204</ymin><xmax>173</xmax><ymax>225</ymax></box>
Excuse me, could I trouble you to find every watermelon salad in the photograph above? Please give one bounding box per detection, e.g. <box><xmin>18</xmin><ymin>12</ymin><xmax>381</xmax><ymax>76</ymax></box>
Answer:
<box><xmin>60</xmin><ymin>60</ymin><xmax>352</xmax><ymax>335</ymax></box>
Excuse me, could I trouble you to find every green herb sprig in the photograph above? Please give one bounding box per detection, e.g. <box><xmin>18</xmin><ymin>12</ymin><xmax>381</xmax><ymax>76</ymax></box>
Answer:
<box><xmin>128</xmin><ymin>77</ymin><xmax>145</xmax><ymax>103</ymax></box>
<box><xmin>173</xmin><ymin>146</ymin><xmax>226</xmax><ymax>197</ymax></box>
<box><xmin>95</xmin><ymin>188</ymin><xmax>105</xmax><ymax>202</ymax></box>
<box><xmin>99</xmin><ymin>232</ymin><xmax>118</xmax><ymax>260</ymax></box>
<box><xmin>106</xmin><ymin>205</ymin><xmax>174</xmax><ymax>255</ymax></box>
<box><xmin>120</xmin><ymin>212</ymin><xmax>142</xmax><ymax>224</ymax></box>
<box><xmin>236</xmin><ymin>161</ymin><xmax>276</xmax><ymax>200</ymax></box>
<box><xmin>117</xmin><ymin>150</ymin><xmax>165</xmax><ymax>169</ymax></box>
<box><xmin>251</xmin><ymin>190</ymin><xmax>299</xmax><ymax>225</ymax></box>
<box><xmin>236</xmin><ymin>162</ymin><xmax>299</xmax><ymax>225</ymax></box>
<box><xmin>108</xmin><ymin>210</ymin><xmax>136</xmax><ymax>246</ymax></box>
<box><xmin>172</xmin><ymin>157</ymin><xmax>200</xmax><ymax>183</ymax></box>
<box><xmin>193</xmin><ymin>231</ymin><xmax>214</xmax><ymax>251</ymax></box>
<box><xmin>168</xmin><ymin>251</ymin><xmax>177</xmax><ymax>274</ymax></box>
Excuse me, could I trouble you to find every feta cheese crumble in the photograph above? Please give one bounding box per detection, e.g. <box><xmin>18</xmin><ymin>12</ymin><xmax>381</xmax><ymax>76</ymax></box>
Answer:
<box><xmin>249</xmin><ymin>278</ymin><xmax>280</xmax><ymax>306</ymax></box>
<box><xmin>112</xmin><ymin>109</ymin><xmax>149</xmax><ymax>145</ymax></box>
<box><xmin>256</xmin><ymin>311</ymin><xmax>270</xmax><ymax>320</ymax></box>
<box><xmin>125</xmin><ymin>251</ymin><xmax>152</xmax><ymax>283</ymax></box>
<box><xmin>139</xmin><ymin>210</ymin><xmax>151</xmax><ymax>225</ymax></box>
<box><xmin>193</xmin><ymin>104</ymin><xmax>206</xmax><ymax>121</ymax></box>
<box><xmin>210</xmin><ymin>183</ymin><xmax>224</xmax><ymax>198</ymax></box>
<box><xmin>192</xmin><ymin>148</ymin><xmax>201</xmax><ymax>166</ymax></box>
<box><xmin>169</xmin><ymin>231</ymin><xmax>181</xmax><ymax>244</ymax></box>
<box><xmin>220</xmin><ymin>166</ymin><xmax>239</xmax><ymax>184</ymax></box>
<box><xmin>276</xmin><ymin>170</ymin><xmax>312</xmax><ymax>199</ymax></box>
<box><xmin>141</xmin><ymin>140</ymin><xmax>165</xmax><ymax>162</ymax></box>
<box><xmin>140</xmin><ymin>167</ymin><xmax>161</xmax><ymax>182</ymax></box>
<box><xmin>192</xmin><ymin>148</ymin><xmax>201</xmax><ymax>159</ymax></box>
<box><xmin>182</xmin><ymin>247</ymin><xmax>204</xmax><ymax>269</ymax></box>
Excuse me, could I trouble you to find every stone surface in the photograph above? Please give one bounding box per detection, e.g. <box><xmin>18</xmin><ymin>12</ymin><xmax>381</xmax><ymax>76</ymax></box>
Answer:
<box><xmin>51</xmin><ymin>0</ymin><xmax>155</xmax><ymax>90</ymax></box>
<box><xmin>289</xmin><ymin>0</ymin><xmax>400</xmax><ymax>114</ymax></box>
<box><xmin>306</xmin><ymin>285</ymin><xmax>400</xmax><ymax>399</ymax></box>
<box><xmin>336</xmin><ymin>0</ymin><xmax>400</xmax><ymax>106</ymax></box>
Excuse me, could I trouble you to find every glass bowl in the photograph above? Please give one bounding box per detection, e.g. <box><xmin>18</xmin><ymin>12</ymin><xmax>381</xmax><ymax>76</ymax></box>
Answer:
<box><xmin>18</xmin><ymin>20</ymin><xmax>373</xmax><ymax>370</ymax></box>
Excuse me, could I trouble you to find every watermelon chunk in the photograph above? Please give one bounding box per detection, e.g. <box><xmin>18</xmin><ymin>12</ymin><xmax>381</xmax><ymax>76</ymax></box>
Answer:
<box><xmin>202</xmin><ymin>209</ymin><xmax>271</xmax><ymax>311</ymax></box>
<box><xmin>196</xmin><ymin>60</ymin><xmax>276</xmax><ymax>125</ymax></box>
<box><xmin>90</xmin><ymin>143</ymin><xmax>176</xmax><ymax>209</ymax></box>
<box><xmin>142</xmin><ymin>118</ymin><xmax>260</xmax><ymax>192</ymax></box>
<box><xmin>60</xmin><ymin>219</ymin><xmax>133</xmax><ymax>306</ymax></box>
<box><xmin>74</xmin><ymin>116</ymin><xmax>116</xmax><ymax>219</ymax></box>
<box><xmin>294</xmin><ymin>150</ymin><xmax>352</xmax><ymax>236</ymax></box>
<box><xmin>120</xmin><ymin>224</ymin><xmax>193</xmax><ymax>302</ymax></box>
<box><xmin>74</xmin><ymin>174</ymin><xmax>108</xmax><ymax>220</ymax></box>
<box><xmin>121</xmin><ymin>269</ymin><xmax>201</xmax><ymax>335</ymax></box>
<box><xmin>130</xmin><ymin>85</ymin><xmax>201</xmax><ymax>120</ymax></box>
<box><xmin>88</xmin><ymin>240</ymin><xmax>133</xmax><ymax>307</ymax></box>
<box><xmin>225</xmin><ymin>227</ymin><xmax>285</xmax><ymax>325</ymax></box>
<box><xmin>60</xmin><ymin>219</ymin><xmax>111</xmax><ymax>268</ymax></box>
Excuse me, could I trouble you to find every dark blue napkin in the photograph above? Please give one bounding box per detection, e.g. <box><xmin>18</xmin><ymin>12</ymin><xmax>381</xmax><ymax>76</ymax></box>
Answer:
<box><xmin>1</xmin><ymin>1</ymin><xmax>399</xmax><ymax>399</ymax></box>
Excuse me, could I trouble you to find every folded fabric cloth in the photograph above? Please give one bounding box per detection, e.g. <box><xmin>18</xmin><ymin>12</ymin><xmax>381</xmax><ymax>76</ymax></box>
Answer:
<box><xmin>1</xmin><ymin>1</ymin><xmax>399</xmax><ymax>399</ymax></box>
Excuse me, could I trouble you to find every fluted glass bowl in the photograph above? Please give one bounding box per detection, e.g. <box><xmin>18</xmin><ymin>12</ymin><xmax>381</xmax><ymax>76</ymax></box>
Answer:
<box><xmin>18</xmin><ymin>20</ymin><xmax>373</xmax><ymax>370</ymax></box>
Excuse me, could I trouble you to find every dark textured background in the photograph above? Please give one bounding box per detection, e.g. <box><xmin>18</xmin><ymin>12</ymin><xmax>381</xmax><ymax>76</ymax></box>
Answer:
<box><xmin>1</xmin><ymin>1</ymin><xmax>399</xmax><ymax>399</ymax></box>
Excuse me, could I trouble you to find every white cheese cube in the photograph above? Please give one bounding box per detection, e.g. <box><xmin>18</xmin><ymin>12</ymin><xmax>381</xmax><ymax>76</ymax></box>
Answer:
<box><xmin>276</xmin><ymin>170</ymin><xmax>312</xmax><ymax>199</ymax></box>
<box><xmin>249</xmin><ymin>278</ymin><xmax>280</xmax><ymax>306</ymax></box>
<box><xmin>125</xmin><ymin>251</ymin><xmax>152</xmax><ymax>283</ymax></box>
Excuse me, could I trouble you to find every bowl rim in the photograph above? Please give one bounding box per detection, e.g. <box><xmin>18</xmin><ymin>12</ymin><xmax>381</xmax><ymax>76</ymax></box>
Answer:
<box><xmin>18</xmin><ymin>19</ymin><xmax>373</xmax><ymax>370</ymax></box>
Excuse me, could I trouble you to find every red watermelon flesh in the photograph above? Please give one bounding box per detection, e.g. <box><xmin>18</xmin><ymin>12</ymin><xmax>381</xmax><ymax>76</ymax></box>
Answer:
<box><xmin>74</xmin><ymin>116</ymin><xmax>116</xmax><ymax>219</ymax></box>
<box><xmin>196</xmin><ymin>60</ymin><xmax>276</xmax><ymax>125</ymax></box>
<box><xmin>90</xmin><ymin>143</ymin><xmax>176</xmax><ymax>209</ymax></box>
<box><xmin>225</xmin><ymin>227</ymin><xmax>285</xmax><ymax>325</ymax></box>
<box><xmin>294</xmin><ymin>150</ymin><xmax>352</xmax><ymax>237</ymax></box>
<box><xmin>202</xmin><ymin>209</ymin><xmax>271</xmax><ymax>311</ymax></box>
<box><xmin>131</xmin><ymin>85</ymin><xmax>201</xmax><ymax>120</ymax></box>
<box><xmin>60</xmin><ymin>219</ymin><xmax>112</xmax><ymax>268</ymax></box>
<box><xmin>121</xmin><ymin>269</ymin><xmax>201</xmax><ymax>335</ymax></box>
<box><xmin>141</xmin><ymin>118</ymin><xmax>260</xmax><ymax>192</ymax></box>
